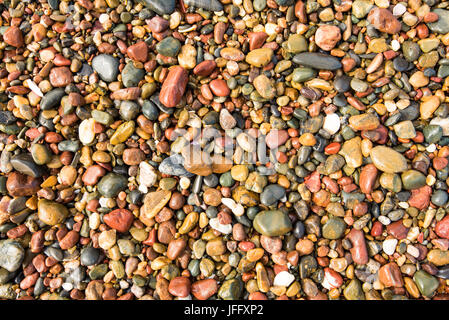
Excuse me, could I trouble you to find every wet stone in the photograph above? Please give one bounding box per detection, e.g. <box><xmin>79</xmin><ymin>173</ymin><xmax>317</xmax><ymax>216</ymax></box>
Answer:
<box><xmin>0</xmin><ymin>240</ymin><xmax>24</xmax><ymax>272</ymax></box>
<box><xmin>0</xmin><ymin>111</ymin><xmax>16</xmax><ymax>125</ymax></box>
<box><xmin>343</xmin><ymin>279</ymin><xmax>365</xmax><ymax>300</ymax></box>
<box><xmin>413</xmin><ymin>270</ymin><xmax>439</xmax><ymax>297</ymax></box>
<box><xmin>401</xmin><ymin>170</ymin><xmax>426</xmax><ymax>190</ymax></box>
<box><xmin>370</xmin><ymin>146</ymin><xmax>408</xmax><ymax>173</ymax></box>
<box><xmin>92</xmin><ymin>54</ymin><xmax>119</xmax><ymax>82</ymax></box>
<box><xmin>37</xmin><ymin>199</ymin><xmax>69</xmax><ymax>226</ymax></box>
<box><xmin>322</xmin><ymin>217</ymin><xmax>346</xmax><ymax>240</ymax></box>
<box><xmin>293</xmin><ymin>53</ymin><xmax>342</xmax><ymax>70</ymax></box>
<box><xmin>81</xmin><ymin>247</ymin><xmax>101</xmax><ymax>267</ymax></box>
<box><xmin>122</xmin><ymin>63</ymin><xmax>145</xmax><ymax>88</ymax></box>
<box><xmin>260</xmin><ymin>184</ymin><xmax>286</xmax><ymax>206</ymax></box>
<box><xmin>253</xmin><ymin>210</ymin><xmax>292</xmax><ymax>237</ymax></box>
<box><xmin>156</xmin><ymin>37</ymin><xmax>181</xmax><ymax>57</ymax></box>
<box><xmin>218</xmin><ymin>278</ymin><xmax>243</xmax><ymax>300</ymax></box>
<box><xmin>97</xmin><ymin>173</ymin><xmax>128</xmax><ymax>198</ymax></box>
<box><xmin>10</xmin><ymin>153</ymin><xmax>45</xmax><ymax>178</ymax></box>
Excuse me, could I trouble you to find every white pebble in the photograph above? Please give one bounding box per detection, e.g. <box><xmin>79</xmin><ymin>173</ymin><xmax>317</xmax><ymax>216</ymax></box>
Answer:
<box><xmin>222</xmin><ymin>197</ymin><xmax>236</xmax><ymax>209</ymax></box>
<box><xmin>393</xmin><ymin>3</ymin><xmax>407</xmax><ymax>16</ymax></box>
<box><xmin>323</xmin><ymin>113</ymin><xmax>341</xmax><ymax>135</ymax></box>
<box><xmin>406</xmin><ymin>226</ymin><xmax>420</xmax><ymax>242</ymax></box>
<box><xmin>407</xmin><ymin>245</ymin><xmax>420</xmax><ymax>258</ymax></box>
<box><xmin>88</xmin><ymin>212</ymin><xmax>101</xmax><ymax>230</ymax></box>
<box><xmin>138</xmin><ymin>184</ymin><xmax>148</xmax><ymax>194</ymax></box>
<box><xmin>382</xmin><ymin>238</ymin><xmax>398</xmax><ymax>255</ymax></box>
<box><xmin>99</xmin><ymin>13</ymin><xmax>109</xmax><ymax>24</ymax></box>
<box><xmin>139</xmin><ymin>162</ymin><xmax>157</xmax><ymax>188</ymax></box>
<box><xmin>209</xmin><ymin>218</ymin><xmax>232</xmax><ymax>234</ymax></box>
<box><xmin>62</xmin><ymin>283</ymin><xmax>73</xmax><ymax>291</ymax></box>
<box><xmin>131</xmin><ymin>284</ymin><xmax>145</xmax><ymax>298</ymax></box>
<box><xmin>385</xmin><ymin>100</ymin><xmax>397</xmax><ymax>112</ymax></box>
<box><xmin>177</xmin><ymin>294</ymin><xmax>192</xmax><ymax>300</ymax></box>
<box><xmin>180</xmin><ymin>177</ymin><xmax>191</xmax><ymax>189</ymax></box>
<box><xmin>378</xmin><ymin>215</ymin><xmax>391</xmax><ymax>226</ymax></box>
<box><xmin>273</xmin><ymin>271</ymin><xmax>295</xmax><ymax>287</ymax></box>
<box><xmin>79</xmin><ymin>118</ymin><xmax>96</xmax><ymax>145</ymax></box>
<box><xmin>25</xmin><ymin>79</ymin><xmax>43</xmax><ymax>97</ymax></box>
<box><xmin>398</xmin><ymin>202</ymin><xmax>409</xmax><ymax>209</ymax></box>
<box><xmin>426</xmin><ymin>144</ymin><xmax>436</xmax><ymax>153</ymax></box>
<box><xmin>120</xmin><ymin>280</ymin><xmax>129</xmax><ymax>289</ymax></box>
<box><xmin>391</xmin><ymin>40</ymin><xmax>401</xmax><ymax>51</ymax></box>
<box><xmin>423</xmin><ymin>209</ymin><xmax>436</xmax><ymax>228</ymax></box>
<box><xmin>265</xmin><ymin>23</ymin><xmax>277</xmax><ymax>35</ymax></box>
<box><xmin>232</xmin><ymin>203</ymin><xmax>245</xmax><ymax>216</ymax></box>
<box><xmin>221</xmin><ymin>198</ymin><xmax>244</xmax><ymax>216</ymax></box>
<box><xmin>99</xmin><ymin>197</ymin><xmax>109</xmax><ymax>208</ymax></box>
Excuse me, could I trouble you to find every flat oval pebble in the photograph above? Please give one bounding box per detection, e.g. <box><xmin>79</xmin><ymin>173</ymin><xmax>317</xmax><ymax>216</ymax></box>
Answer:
<box><xmin>253</xmin><ymin>210</ymin><xmax>292</xmax><ymax>236</ymax></box>
<box><xmin>370</xmin><ymin>146</ymin><xmax>408</xmax><ymax>173</ymax></box>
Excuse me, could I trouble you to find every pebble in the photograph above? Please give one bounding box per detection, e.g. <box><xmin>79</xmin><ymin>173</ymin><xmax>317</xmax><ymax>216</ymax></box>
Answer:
<box><xmin>435</xmin><ymin>216</ymin><xmax>449</xmax><ymax>239</ymax></box>
<box><xmin>413</xmin><ymin>270</ymin><xmax>439</xmax><ymax>297</ymax></box>
<box><xmin>382</xmin><ymin>239</ymin><xmax>398</xmax><ymax>255</ymax></box>
<box><xmin>393</xmin><ymin>121</ymin><xmax>416</xmax><ymax>139</ymax></box>
<box><xmin>265</xmin><ymin>130</ymin><xmax>289</xmax><ymax>149</ymax></box>
<box><xmin>293</xmin><ymin>53</ymin><xmax>342</xmax><ymax>70</ymax></box>
<box><xmin>315</xmin><ymin>25</ymin><xmax>341</xmax><ymax>51</ymax></box>
<box><xmin>343</xmin><ymin>279</ymin><xmax>365</xmax><ymax>300</ymax></box>
<box><xmin>367</xmin><ymin>8</ymin><xmax>402</xmax><ymax>34</ymax></box>
<box><xmin>370</xmin><ymin>146</ymin><xmax>408</xmax><ymax>173</ymax></box>
<box><xmin>104</xmin><ymin>209</ymin><xmax>134</xmax><ymax>233</ymax></box>
<box><xmin>3</xmin><ymin>26</ymin><xmax>23</xmax><ymax>47</ymax></box>
<box><xmin>253</xmin><ymin>75</ymin><xmax>275</xmax><ymax>99</ymax></box>
<box><xmin>260</xmin><ymin>184</ymin><xmax>286</xmax><ymax>206</ymax></box>
<box><xmin>141</xmin><ymin>0</ymin><xmax>176</xmax><ymax>15</ymax></box>
<box><xmin>10</xmin><ymin>153</ymin><xmax>45</xmax><ymax>178</ymax></box>
<box><xmin>378</xmin><ymin>262</ymin><xmax>403</xmax><ymax>287</ymax></box>
<box><xmin>349</xmin><ymin>114</ymin><xmax>380</xmax><ymax>131</ymax></box>
<box><xmin>140</xmin><ymin>190</ymin><xmax>171</xmax><ymax>225</ymax></box>
<box><xmin>92</xmin><ymin>54</ymin><xmax>119</xmax><ymax>82</ymax></box>
<box><xmin>273</xmin><ymin>271</ymin><xmax>295</xmax><ymax>287</ymax></box>
<box><xmin>159</xmin><ymin>66</ymin><xmax>189</xmax><ymax>108</ymax></box>
<box><xmin>37</xmin><ymin>199</ymin><xmax>68</xmax><ymax>226</ymax></box>
<box><xmin>253</xmin><ymin>210</ymin><xmax>292</xmax><ymax>236</ymax></box>
<box><xmin>245</xmin><ymin>48</ymin><xmax>273</xmax><ymax>67</ymax></box>
<box><xmin>322</xmin><ymin>217</ymin><xmax>346</xmax><ymax>240</ymax></box>
<box><xmin>97</xmin><ymin>173</ymin><xmax>128</xmax><ymax>198</ymax></box>
<box><xmin>0</xmin><ymin>240</ymin><xmax>24</xmax><ymax>272</ymax></box>
<box><xmin>191</xmin><ymin>279</ymin><xmax>218</xmax><ymax>300</ymax></box>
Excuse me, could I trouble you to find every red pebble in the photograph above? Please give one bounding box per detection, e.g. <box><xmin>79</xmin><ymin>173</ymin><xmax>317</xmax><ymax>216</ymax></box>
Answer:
<box><xmin>103</xmin><ymin>209</ymin><xmax>134</xmax><ymax>233</ymax></box>
<box><xmin>371</xmin><ymin>221</ymin><xmax>383</xmax><ymax>237</ymax></box>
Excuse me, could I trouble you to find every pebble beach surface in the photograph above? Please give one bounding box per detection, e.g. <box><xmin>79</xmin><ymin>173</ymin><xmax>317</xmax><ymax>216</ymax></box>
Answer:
<box><xmin>0</xmin><ymin>0</ymin><xmax>449</xmax><ymax>301</ymax></box>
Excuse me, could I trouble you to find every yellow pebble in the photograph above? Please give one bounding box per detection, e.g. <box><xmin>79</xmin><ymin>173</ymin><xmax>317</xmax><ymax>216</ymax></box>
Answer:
<box><xmin>41</xmin><ymin>176</ymin><xmax>58</xmax><ymax>188</ymax></box>
<box><xmin>298</xmin><ymin>133</ymin><xmax>316</xmax><ymax>146</ymax></box>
